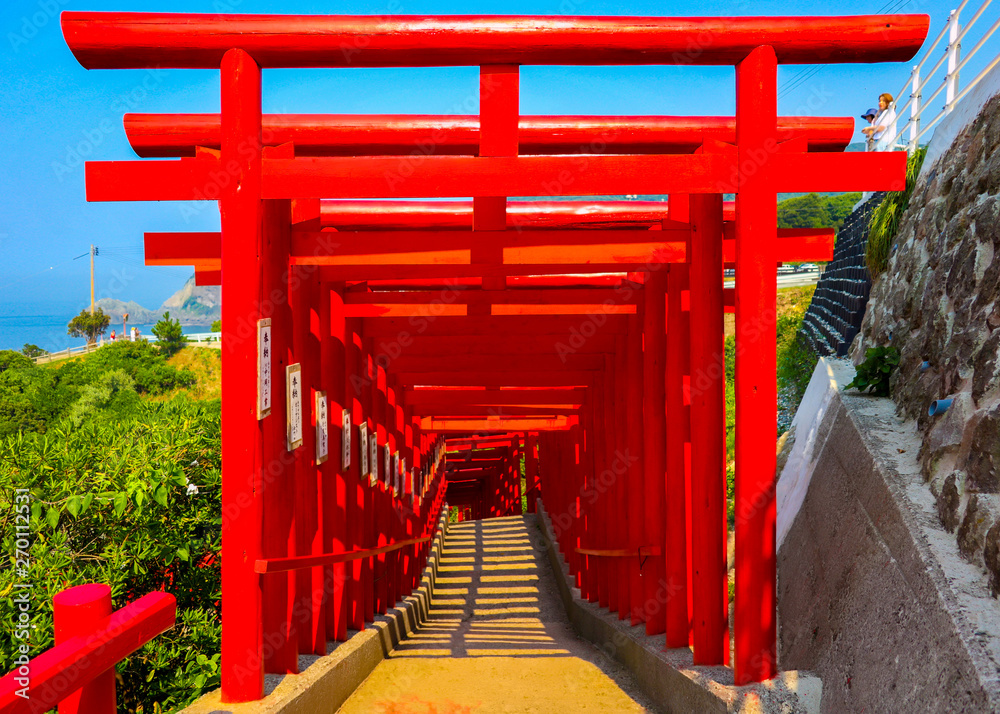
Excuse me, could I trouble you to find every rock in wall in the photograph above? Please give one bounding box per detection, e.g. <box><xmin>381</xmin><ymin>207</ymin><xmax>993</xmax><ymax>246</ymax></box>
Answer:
<box><xmin>852</xmin><ymin>92</ymin><xmax>1000</xmax><ymax>594</ymax></box>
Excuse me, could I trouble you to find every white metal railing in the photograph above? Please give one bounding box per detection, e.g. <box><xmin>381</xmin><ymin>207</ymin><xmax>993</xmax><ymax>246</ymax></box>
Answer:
<box><xmin>31</xmin><ymin>331</ymin><xmax>223</xmax><ymax>363</ymax></box>
<box><xmin>892</xmin><ymin>0</ymin><xmax>1000</xmax><ymax>153</ymax></box>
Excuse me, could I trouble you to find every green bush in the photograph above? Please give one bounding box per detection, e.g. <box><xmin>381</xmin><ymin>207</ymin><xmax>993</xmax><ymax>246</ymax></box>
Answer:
<box><xmin>0</xmin><ymin>364</ymin><xmax>78</xmax><ymax>437</ymax></box>
<box><xmin>867</xmin><ymin>147</ymin><xmax>926</xmax><ymax>277</ymax></box>
<box><xmin>67</xmin><ymin>369</ymin><xmax>139</xmax><ymax>427</ymax></box>
<box><xmin>0</xmin><ymin>350</ymin><xmax>33</xmax><ymax>373</ymax></box>
<box><xmin>0</xmin><ymin>399</ymin><xmax>223</xmax><ymax>713</ymax></box>
<box><xmin>846</xmin><ymin>346</ymin><xmax>900</xmax><ymax>397</ymax></box>
<box><xmin>65</xmin><ymin>341</ymin><xmax>195</xmax><ymax>396</ymax></box>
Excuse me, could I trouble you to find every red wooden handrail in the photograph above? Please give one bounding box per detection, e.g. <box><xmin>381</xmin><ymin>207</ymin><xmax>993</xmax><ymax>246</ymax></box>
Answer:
<box><xmin>254</xmin><ymin>536</ymin><xmax>433</xmax><ymax>574</ymax></box>
<box><xmin>575</xmin><ymin>545</ymin><xmax>662</xmax><ymax>557</ymax></box>
<box><xmin>0</xmin><ymin>585</ymin><xmax>176</xmax><ymax>714</ymax></box>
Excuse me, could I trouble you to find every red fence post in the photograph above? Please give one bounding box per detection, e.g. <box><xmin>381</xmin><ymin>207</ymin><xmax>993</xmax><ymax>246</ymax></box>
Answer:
<box><xmin>53</xmin><ymin>584</ymin><xmax>115</xmax><ymax>714</ymax></box>
<box><xmin>735</xmin><ymin>44</ymin><xmax>779</xmax><ymax>684</ymax></box>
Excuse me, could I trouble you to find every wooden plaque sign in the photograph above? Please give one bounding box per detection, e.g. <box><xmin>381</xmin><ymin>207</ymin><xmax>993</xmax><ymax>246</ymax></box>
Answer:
<box><xmin>315</xmin><ymin>391</ymin><xmax>328</xmax><ymax>464</ymax></box>
<box><xmin>256</xmin><ymin>318</ymin><xmax>272</xmax><ymax>419</ymax></box>
<box><xmin>341</xmin><ymin>409</ymin><xmax>351</xmax><ymax>469</ymax></box>
<box><xmin>286</xmin><ymin>364</ymin><xmax>303</xmax><ymax>451</ymax></box>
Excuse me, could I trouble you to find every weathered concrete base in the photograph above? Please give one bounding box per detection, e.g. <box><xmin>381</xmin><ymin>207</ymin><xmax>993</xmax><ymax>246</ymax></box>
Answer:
<box><xmin>778</xmin><ymin>358</ymin><xmax>1000</xmax><ymax>713</ymax></box>
<box><xmin>535</xmin><ymin>503</ymin><xmax>822</xmax><ymax>714</ymax></box>
<box><xmin>180</xmin><ymin>509</ymin><xmax>450</xmax><ymax>714</ymax></box>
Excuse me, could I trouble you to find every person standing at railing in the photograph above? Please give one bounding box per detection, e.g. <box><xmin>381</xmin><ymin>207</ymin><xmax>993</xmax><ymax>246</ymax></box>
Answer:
<box><xmin>862</xmin><ymin>93</ymin><xmax>898</xmax><ymax>151</ymax></box>
<box><xmin>860</xmin><ymin>107</ymin><xmax>879</xmax><ymax>151</ymax></box>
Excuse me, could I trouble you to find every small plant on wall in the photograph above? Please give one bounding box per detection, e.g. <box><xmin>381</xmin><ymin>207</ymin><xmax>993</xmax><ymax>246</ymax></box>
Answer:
<box><xmin>846</xmin><ymin>345</ymin><xmax>900</xmax><ymax>397</ymax></box>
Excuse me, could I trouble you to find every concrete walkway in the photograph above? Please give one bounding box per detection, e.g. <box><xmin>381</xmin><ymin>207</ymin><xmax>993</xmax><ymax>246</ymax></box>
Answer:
<box><xmin>337</xmin><ymin>514</ymin><xmax>656</xmax><ymax>713</ymax></box>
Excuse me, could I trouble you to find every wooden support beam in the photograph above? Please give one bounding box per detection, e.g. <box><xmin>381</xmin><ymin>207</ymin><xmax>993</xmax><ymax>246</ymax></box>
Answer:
<box><xmin>63</xmin><ymin>13</ymin><xmax>928</xmax><ymax>70</ymax></box>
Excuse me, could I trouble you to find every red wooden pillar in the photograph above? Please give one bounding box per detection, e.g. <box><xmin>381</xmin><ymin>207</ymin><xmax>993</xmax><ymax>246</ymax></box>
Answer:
<box><xmin>626</xmin><ymin>313</ymin><xmax>645</xmax><ymax>625</ymax></box>
<box><xmin>643</xmin><ymin>271</ymin><xmax>668</xmax><ymax>635</ymax></box>
<box><xmin>689</xmin><ymin>193</ymin><xmax>728</xmax><ymax>664</ymax></box>
<box><xmin>293</xmin><ymin>263</ymin><xmax>325</xmax><ymax>655</ymax></box>
<box><xmin>218</xmin><ymin>48</ymin><xmax>269</xmax><ymax>700</ymax></box>
<box><xmin>349</xmin><ymin>322</ymin><xmax>375</xmax><ymax>625</ymax></box>
<box><xmin>612</xmin><ymin>334</ymin><xmax>630</xmax><ymax>619</ymax></box>
<box><xmin>581</xmin><ymin>389</ymin><xmax>598</xmax><ymax>604</ymax></box>
<box><xmin>371</xmin><ymin>351</ymin><xmax>389</xmax><ymax>615</ymax></box>
<box><xmin>602</xmin><ymin>353</ymin><xmax>619</xmax><ymax>615</ymax></box>
<box><xmin>324</xmin><ymin>286</ymin><xmax>351</xmax><ymax>641</ymax></box>
<box><xmin>265</xmin><ymin>195</ymin><xmax>297</xmax><ymax>675</ymax></box>
<box><xmin>525</xmin><ymin>432</ymin><xmax>539</xmax><ymax>513</ymax></box>
<box><xmin>665</xmin><ymin>263</ymin><xmax>690</xmax><ymax>649</ymax></box>
<box><xmin>589</xmin><ymin>374</ymin><xmax>607</xmax><ymax>609</ymax></box>
<box><xmin>735</xmin><ymin>45</ymin><xmax>779</xmax><ymax>684</ymax></box>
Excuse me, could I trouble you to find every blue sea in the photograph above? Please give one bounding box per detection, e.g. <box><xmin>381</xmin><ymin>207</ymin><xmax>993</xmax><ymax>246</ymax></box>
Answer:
<box><xmin>0</xmin><ymin>307</ymin><xmax>208</xmax><ymax>353</ymax></box>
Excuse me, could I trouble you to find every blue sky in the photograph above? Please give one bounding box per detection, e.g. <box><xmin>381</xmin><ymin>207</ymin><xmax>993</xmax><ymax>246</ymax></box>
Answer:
<box><xmin>0</xmin><ymin>0</ymin><xmax>995</xmax><ymax>315</ymax></box>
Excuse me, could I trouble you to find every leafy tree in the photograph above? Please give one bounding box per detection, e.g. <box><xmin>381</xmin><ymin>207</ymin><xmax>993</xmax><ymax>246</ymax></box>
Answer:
<box><xmin>67</xmin><ymin>307</ymin><xmax>111</xmax><ymax>344</ymax></box>
<box><xmin>20</xmin><ymin>344</ymin><xmax>47</xmax><ymax>359</ymax></box>
<box><xmin>777</xmin><ymin>192</ymin><xmax>862</xmax><ymax>234</ymax></box>
<box><xmin>210</xmin><ymin>319</ymin><xmax>221</xmax><ymax>333</ymax></box>
<box><xmin>152</xmin><ymin>311</ymin><xmax>186</xmax><ymax>357</ymax></box>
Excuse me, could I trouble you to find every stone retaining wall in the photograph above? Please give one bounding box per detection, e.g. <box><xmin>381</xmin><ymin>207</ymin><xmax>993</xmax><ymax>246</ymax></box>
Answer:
<box><xmin>799</xmin><ymin>192</ymin><xmax>884</xmax><ymax>356</ymax></box>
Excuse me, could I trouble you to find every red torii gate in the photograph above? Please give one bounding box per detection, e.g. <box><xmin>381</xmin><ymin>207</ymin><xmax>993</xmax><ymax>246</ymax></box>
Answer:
<box><xmin>61</xmin><ymin>10</ymin><xmax>927</xmax><ymax>703</ymax></box>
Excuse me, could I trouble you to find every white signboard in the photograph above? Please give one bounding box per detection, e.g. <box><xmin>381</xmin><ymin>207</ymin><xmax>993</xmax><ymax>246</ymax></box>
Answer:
<box><xmin>341</xmin><ymin>409</ymin><xmax>352</xmax><ymax>470</ymax></box>
<box><xmin>359</xmin><ymin>422</ymin><xmax>369</xmax><ymax>477</ymax></box>
<box><xmin>369</xmin><ymin>433</ymin><xmax>378</xmax><ymax>487</ymax></box>
<box><xmin>383</xmin><ymin>445</ymin><xmax>391</xmax><ymax>489</ymax></box>
<box><xmin>286</xmin><ymin>364</ymin><xmax>303</xmax><ymax>451</ymax></box>
<box><xmin>392</xmin><ymin>451</ymin><xmax>400</xmax><ymax>497</ymax></box>
<box><xmin>256</xmin><ymin>319</ymin><xmax>272</xmax><ymax>419</ymax></box>
<box><xmin>315</xmin><ymin>392</ymin><xmax>328</xmax><ymax>465</ymax></box>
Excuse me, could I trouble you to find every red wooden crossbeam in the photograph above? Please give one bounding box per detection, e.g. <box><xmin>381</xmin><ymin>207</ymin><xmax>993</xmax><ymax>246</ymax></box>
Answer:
<box><xmin>406</xmin><ymin>389</ymin><xmax>585</xmax><ymax>407</ymax></box>
<box><xmin>254</xmin><ymin>536</ymin><xmax>431</xmax><ymax>573</ymax></box>
<box><xmin>321</xmin><ymin>200</ymin><xmax>699</xmax><ymax>231</ymax></box>
<box><xmin>63</xmin><ymin>13</ymin><xmax>927</xmax><ymax>69</ymax></box>
<box><xmin>88</xmin><ymin>150</ymin><xmax>907</xmax><ymax>202</ymax></box>
<box><xmin>421</xmin><ymin>416</ymin><xmax>575</xmax><ymax>431</ymax></box>
<box><xmin>0</xmin><ymin>592</ymin><xmax>175</xmax><ymax>714</ymax></box>
<box><xmin>124</xmin><ymin>114</ymin><xmax>853</xmax><ymax>157</ymax></box>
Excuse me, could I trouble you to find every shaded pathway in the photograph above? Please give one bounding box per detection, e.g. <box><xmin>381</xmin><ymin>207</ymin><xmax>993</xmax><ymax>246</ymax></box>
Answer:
<box><xmin>337</xmin><ymin>515</ymin><xmax>656</xmax><ymax>713</ymax></box>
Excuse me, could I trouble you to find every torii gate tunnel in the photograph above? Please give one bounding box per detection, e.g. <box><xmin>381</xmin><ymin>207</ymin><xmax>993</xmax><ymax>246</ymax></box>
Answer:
<box><xmin>62</xmin><ymin>11</ymin><xmax>928</xmax><ymax>703</ymax></box>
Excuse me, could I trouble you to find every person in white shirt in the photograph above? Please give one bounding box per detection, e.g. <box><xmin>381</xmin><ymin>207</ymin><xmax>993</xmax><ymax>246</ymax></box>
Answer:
<box><xmin>862</xmin><ymin>93</ymin><xmax>897</xmax><ymax>151</ymax></box>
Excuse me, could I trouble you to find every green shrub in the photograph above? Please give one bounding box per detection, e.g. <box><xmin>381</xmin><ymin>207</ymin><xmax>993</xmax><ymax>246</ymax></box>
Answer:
<box><xmin>67</xmin><ymin>369</ymin><xmax>139</xmax><ymax>427</ymax></box>
<box><xmin>0</xmin><ymin>399</ymin><xmax>223</xmax><ymax>713</ymax></box>
<box><xmin>867</xmin><ymin>147</ymin><xmax>926</xmax><ymax>277</ymax></box>
<box><xmin>65</xmin><ymin>341</ymin><xmax>195</xmax><ymax>395</ymax></box>
<box><xmin>0</xmin><ymin>350</ymin><xmax>33</xmax><ymax>373</ymax></box>
<box><xmin>846</xmin><ymin>346</ymin><xmax>900</xmax><ymax>397</ymax></box>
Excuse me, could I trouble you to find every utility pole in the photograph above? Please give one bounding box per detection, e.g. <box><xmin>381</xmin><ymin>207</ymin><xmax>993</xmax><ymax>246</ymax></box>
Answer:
<box><xmin>90</xmin><ymin>244</ymin><xmax>96</xmax><ymax>314</ymax></box>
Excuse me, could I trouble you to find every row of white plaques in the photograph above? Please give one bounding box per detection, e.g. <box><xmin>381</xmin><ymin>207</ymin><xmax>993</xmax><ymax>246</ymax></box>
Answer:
<box><xmin>255</xmin><ymin>318</ymin><xmax>425</xmax><ymax>498</ymax></box>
